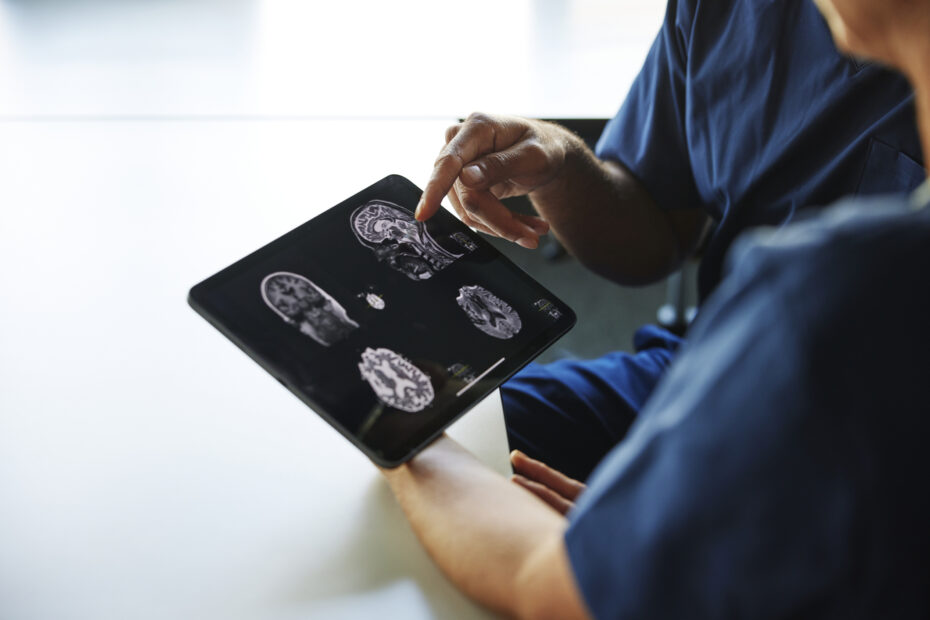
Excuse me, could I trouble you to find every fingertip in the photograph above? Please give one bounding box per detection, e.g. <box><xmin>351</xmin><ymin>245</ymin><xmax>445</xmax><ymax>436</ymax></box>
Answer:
<box><xmin>516</xmin><ymin>236</ymin><xmax>538</xmax><ymax>250</ymax></box>
<box><xmin>511</xmin><ymin>474</ymin><xmax>534</xmax><ymax>491</ymax></box>
<box><xmin>514</xmin><ymin>213</ymin><xmax>550</xmax><ymax>235</ymax></box>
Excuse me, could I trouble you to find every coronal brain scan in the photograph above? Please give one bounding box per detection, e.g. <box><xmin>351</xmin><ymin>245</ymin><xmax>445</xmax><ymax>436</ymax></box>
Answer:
<box><xmin>350</xmin><ymin>200</ymin><xmax>463</xmax><ymax>280</ymax></box>
<box><xmin>456</xmin><ymin>285</ymin><xmax>523</xmax><ymax>339</ymax></box>
<box><xmin>358</xmin><ymin>347</ymin><xmax>434</xmax><ymax>412</ymax></box>
<box><xmin>261</xmin><ymin>272</ymin><xmax>359</xmax><ymax>346</ymax></box>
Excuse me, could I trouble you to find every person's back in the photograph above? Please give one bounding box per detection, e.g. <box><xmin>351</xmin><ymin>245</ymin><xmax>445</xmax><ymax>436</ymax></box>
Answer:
<box><xmin>566</xmin><ymin>193</ymin><xmax>930</xmax><ymax>617</ymax></box>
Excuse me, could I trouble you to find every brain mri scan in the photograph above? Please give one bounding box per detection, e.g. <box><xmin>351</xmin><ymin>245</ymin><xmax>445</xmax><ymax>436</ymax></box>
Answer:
<box><xmin>456</xmin><ymin>285</ymin><xmax>522</xmax><ymax>339</ymax></box>
<box><xmin>350</xmin><ymin>200</ymin><xmax>463</xmax><ymax>280</ymax></box>
<box><xmin>358</xmin><ymin>347</ymin><xmax>434</xmax><ymax>412</ymax></box>
<box><xmin>261</xmin><ymin>272</ymin><xmax>359</xmax><ymax>346</ymax></box>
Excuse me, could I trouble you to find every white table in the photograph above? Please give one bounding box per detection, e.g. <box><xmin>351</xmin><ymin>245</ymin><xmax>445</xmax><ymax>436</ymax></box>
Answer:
<box><xmin>0</xmin><ymin>120</ymin><xmax>511</xmax><ymax>619</ymax></box>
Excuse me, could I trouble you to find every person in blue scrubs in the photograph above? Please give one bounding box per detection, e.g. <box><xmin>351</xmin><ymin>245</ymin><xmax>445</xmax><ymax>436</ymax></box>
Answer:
<box><xmin>381</xmin><ymin>1</ymin><xmax>930</xmax><ymax>617</ymax></box>
<box><xmin>562</xmin><ymin>191</ymin><xmax>930</xmax><ymax>618</ymax></box>
<box><xmin>415</xmin><ymin>0</ymin><xmax>925</xmax><ymax>483</ymax></box>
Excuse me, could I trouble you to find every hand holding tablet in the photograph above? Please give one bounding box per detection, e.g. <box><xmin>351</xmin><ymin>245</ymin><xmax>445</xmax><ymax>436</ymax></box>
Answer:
<box><xmin>189</xmin><ymin>175</ymin><xmax>574</xmax><ymax>466</ymax></box>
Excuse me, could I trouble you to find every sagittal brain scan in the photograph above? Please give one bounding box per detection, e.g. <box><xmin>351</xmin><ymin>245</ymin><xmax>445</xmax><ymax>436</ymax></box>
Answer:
<box><xmin>456</xmin><ymin>285</ymin><xmax>523</xmax><ymax>339</ymax></box>
<box><xmin>261</xmin><ymin>272</ymin><xmax>359</xmax><ymax>346</ymax></box>
<box><xmin>351</xmin><ymin>200</ymin><xmax>463</xmax><ymax>280</ymax></box>
<box><xmin>358</xmin><ymin>347</ymin><xmax>434</xmax><ymax>412</ymax></box>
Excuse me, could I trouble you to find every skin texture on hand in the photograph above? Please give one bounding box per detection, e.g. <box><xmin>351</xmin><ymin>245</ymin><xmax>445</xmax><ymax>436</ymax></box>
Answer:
<box><xmin>416</xmin><ymin>112</ymin><xmax>709</xmax><ymax>286</ymax></box>
<box><xmin>510</xmin><ymin>450</ymin><xmax>587</xmax><ymax>516</ymax></box>
<box><xmin>416</xmin><ymin>113</ymin><xmax>562</xmax><ymax>249</ymax></box>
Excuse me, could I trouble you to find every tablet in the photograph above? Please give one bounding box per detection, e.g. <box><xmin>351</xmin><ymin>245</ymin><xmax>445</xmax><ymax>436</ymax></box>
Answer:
<box><xmin>189</xmin><ymin>174</ymin><xmax>575</xmax><ymax>467</ymax></box>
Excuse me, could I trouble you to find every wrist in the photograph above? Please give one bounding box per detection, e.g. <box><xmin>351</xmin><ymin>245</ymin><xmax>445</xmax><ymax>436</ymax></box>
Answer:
<box><xmin>380</xmin><ymin>436</ymin><xmax>467</xmax><ymax>483</ymax></box>
<box><xmin>530</xmin><ymin>124</ymin><xmax>587</xmax><ymax>201</ymax></box>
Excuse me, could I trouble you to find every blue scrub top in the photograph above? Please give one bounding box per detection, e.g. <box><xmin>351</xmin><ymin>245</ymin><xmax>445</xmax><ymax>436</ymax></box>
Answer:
<box><xmin>597</xmin><ymin>0</ymin><xmax>925</xmax><ymax>300</ymax></box>
<box><xmin>565</xmin><ymin>192</ymin><xmax>930</xmax><ymax>618</ymax></box>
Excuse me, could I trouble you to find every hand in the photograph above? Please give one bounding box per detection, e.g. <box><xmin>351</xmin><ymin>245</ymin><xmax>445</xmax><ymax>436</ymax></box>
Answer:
<box><xmin>510</xmin><ymin>450</ymin><xmax>586</xmax><ymax>515</ymax></box>
<box><xmin>415</xmin><ymin>113</ymin><xmax>572</xmax><ymax>248</ymax></box>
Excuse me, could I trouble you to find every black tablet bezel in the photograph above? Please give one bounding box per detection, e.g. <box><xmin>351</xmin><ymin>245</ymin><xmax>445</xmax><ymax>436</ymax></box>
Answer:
<box><xmin>189</xmin><ymin>174</ymin><xmax>575</xmax><ymax>467</ymax></box>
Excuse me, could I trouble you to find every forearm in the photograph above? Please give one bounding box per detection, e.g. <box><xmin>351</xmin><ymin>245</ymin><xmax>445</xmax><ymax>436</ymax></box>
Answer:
<box><xmin>382</xmin><ymin>437</ymin><xmax>583</xmax><ymax>619</ymax></box>
<box><xmin>530</xmin><ymin>126</ymin><xmax>705</xmax><ymax>286</ymax></box>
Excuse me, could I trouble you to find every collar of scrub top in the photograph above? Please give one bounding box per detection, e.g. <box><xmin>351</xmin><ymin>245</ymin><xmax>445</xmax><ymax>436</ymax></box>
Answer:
<box><xmin>910</xmin><ymin>177</ymin><xmax>930</xmax><ymax>210</ymax></box>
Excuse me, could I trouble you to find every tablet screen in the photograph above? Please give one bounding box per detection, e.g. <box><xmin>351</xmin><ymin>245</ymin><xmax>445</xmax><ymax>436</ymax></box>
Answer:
<box><xmin>189</xmin><ymin>175</ymin><xmax>575</xmax><ymax>466</ymax></box>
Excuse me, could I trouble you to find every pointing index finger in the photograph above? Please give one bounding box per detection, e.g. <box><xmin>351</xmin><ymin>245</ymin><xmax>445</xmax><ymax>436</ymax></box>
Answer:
<box><xmin>415</xmin><ymin>119</ymin><xmax>496</xmax><ymax>221</ymax></box>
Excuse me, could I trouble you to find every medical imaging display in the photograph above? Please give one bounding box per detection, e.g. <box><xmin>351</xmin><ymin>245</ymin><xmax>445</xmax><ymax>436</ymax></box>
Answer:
<box><xmin>358</xmin><ymin>347</ymin><xmax>435</xmax><ymax>412</ymax></box>
<box><xmin>456</xmin><ymin>285</ymin><xmax>522</xmax><ymax>339</ymax></box>
<box><xmin>262</xmin><ymin>271</ymin><xmax>359</xmax><ymax>346</ymax></box>
<box><xmin>350</xmin><ymin>199</ymin><xmax>469</xmax><ymax>280</ymax></box>
<box><xmin>189</xmin><ymin>175</ymin><xmax>575</xmax><ymax>466</ymax></box>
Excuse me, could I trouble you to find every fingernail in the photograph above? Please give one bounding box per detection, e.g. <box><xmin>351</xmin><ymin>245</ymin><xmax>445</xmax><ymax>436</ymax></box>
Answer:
<box><xmin>516</xmin><ymin>237</ymin><xmax>538</xmax><ymax>249</ymax></box>
<box><xmin>462</xmin><ymin>165</ymin><xmax>485</xmax><ymax>186</ymax></box>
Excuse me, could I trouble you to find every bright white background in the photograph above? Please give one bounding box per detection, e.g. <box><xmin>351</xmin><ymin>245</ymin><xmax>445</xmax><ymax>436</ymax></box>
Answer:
<box><xmin>0</xmin><ymin>2</ymin><xmax>665</xmax><ymax>619</ymax></box>
<box><xmin>0</xmin><ymin>0</ymin><xmax>664</xmax><ymax>118</ymax></box>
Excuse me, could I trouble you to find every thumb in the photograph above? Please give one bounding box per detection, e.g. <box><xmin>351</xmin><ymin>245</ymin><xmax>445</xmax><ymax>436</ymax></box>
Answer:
<box><xmin>459</xmin><ymin>142</ymin><xmax>550</xmax><ymax>191</ymax></box>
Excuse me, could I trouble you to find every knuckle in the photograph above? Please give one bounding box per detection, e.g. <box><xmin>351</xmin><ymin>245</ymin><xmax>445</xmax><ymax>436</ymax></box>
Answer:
<box><xmin>444</xmin><ymin>123</ymin><xmax>462</xmax><ymax>143</ymax></box>
<box><xmin>480</xmin><ymin>155</ymin><xmax>505</xmax><ymax>176</ymax></box>
<box><xmin>483</xmin><ymin>150</ymin><xmax>515</xmax><ymax>176</ymax></box>
<box><xmin>434</xmin><ymin>149</ymin><xmax>465</xmax><ymax>169</ymax></box>
<box><xmin>523</xmin><ymin>139</ymin><xmax>547</xmax><ymax>162</ymax></box>
<box><xmin>466</xmin><ymin>111</ymin><xmax>491</xmax><ymax>125</ymax></box>
<box><xmin>466</xmin><ymin>112</ymin><xmax>497</xmax><ymax>141</ymax></box>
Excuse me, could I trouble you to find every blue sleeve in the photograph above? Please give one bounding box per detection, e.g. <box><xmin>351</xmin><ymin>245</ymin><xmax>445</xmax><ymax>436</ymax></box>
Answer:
<box><xmin>595</xmin><ymin>0</ymin><xmax>702</xmax><ymax>212</ymax></box>
<box><xmin>564</xmin><ymin>197</ymin><xmax>930</xmax><ymax>619</ymax></box>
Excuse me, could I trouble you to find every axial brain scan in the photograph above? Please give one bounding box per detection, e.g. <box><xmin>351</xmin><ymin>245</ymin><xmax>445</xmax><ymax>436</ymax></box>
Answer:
<box><xmin>261</xmin><ymin>272</ymin><xmax>359</xmax><ymax>346</ymax></box>
<box><xmin>456</xmin><ymin>285</ymin><xmax>522</xmax><ymax>339</ymax></box>
<box><xmin>358</xmin><ymin>347</ymin><xmax>434</xmax><ymax>412</ymax></box>
<box><xmin>350</xmin><ymin>200</ymin><xmax>463</xmax><ymax>280</ymax></box>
